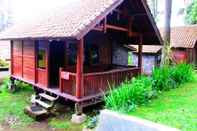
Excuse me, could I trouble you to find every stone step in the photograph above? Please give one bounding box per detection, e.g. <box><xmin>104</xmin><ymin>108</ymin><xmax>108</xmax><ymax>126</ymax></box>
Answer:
<box><xmin>35</xmin><ymin>99</ymin><xmax>53</xmax><ymax>109</ymax></box>
<box><xmin>39</xmin><ymin>93</ymin><xmax>57</xmax><ymax>102</ymax></box>
<box><xmin>24</xmin><ymin>105</ymin><xmax>48</xmax><ymax>120</ymax></box>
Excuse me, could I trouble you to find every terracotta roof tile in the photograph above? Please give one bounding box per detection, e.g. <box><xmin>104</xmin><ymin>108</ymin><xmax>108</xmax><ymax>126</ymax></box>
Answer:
<box><xmin>129</xmin><ymin>45</ymin><xmax>162</xmax><ymax>53</ymax></box>
<box><xmin>0</xmin><ymin>0</ymin><xmax>123</xmax><ymax>40</ymax></box>
<box><xmin>160</xmin><ymin>25</ymin><xmax>197</xmax><ymax>48</ymax></box>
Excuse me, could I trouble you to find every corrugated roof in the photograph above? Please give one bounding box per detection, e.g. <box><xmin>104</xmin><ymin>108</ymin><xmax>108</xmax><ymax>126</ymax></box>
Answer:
<box><xmin>129</xmin><ymin>45</ymin><xmax>162</xmax><ymax>53</ymax></box>
<box><xmin>160</xmin><ymin>25</ymin><xmax>197</xmax><ymax>48</ymax></box>
<box><xmin>0</xmin><ymin>0</ymin><xmax>123</xmax><ymax>40</ymax></box>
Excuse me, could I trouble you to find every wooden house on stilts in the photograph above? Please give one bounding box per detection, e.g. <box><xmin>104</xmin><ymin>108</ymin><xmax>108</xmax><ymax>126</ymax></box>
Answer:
<box><xmin>0</xmin><ymin>0</ymin><xmax>162</xmax><ymax>115</ymax></box>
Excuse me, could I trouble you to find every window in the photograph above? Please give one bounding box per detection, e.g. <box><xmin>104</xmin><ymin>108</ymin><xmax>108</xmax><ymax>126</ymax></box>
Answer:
<box><xmin>37</xmin><ymin>42</ymin><xmax>46</xmax><ymax>69</ymax></box>
<box><xmin>68</xmin><ymin>43</ymin><xmax>77</xmax><ymax>65</ymax></box>
<box><xmin>85</xmin><ymin>44</ymin><xmax>99</xmax><ymax>65</ymax></box>
<box><xmin>67</xmin><ymin>42</ymin><xmax>99</xmax><ymax>66</ymax></box>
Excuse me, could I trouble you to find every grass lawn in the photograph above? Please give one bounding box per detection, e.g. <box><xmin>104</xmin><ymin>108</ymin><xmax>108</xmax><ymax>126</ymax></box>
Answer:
<box><xmin>0</xmin><ymin>79</ymin><xmax>83</xmax><ymax>131</ymax></box>
<box><xmin>129</xmin><ymin>81</ymin><xmax>197</xmax><ymax>131</ymax></box>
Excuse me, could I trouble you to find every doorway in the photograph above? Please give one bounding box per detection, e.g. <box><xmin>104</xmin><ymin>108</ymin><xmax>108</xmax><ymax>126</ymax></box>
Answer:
<box><xmin>49</xmin><ymin>41</ymin><xmax>65</xmax><ymax>87</ymax></box>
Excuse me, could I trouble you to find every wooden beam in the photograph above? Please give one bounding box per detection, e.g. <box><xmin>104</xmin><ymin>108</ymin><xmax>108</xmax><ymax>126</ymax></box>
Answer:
<box><xmin>131</xmin><ymin>13</ymin><xmax>147</xmax><ymax>17</ymax></box>
<box><xmin>34</xmin><ymin>41</ymin><xmax>37</xmax><ymax>83</ymax></box>
<box><xmin>10</xmin><ymin>40</ymin><xmax>13</xmax><ymax>75</ymax></box>
<box><xmin>76</xmin><ymin>38</ymin><xmax>84</xmax><ymax>98</ymax></box>
<box><xmin>103</xmin><ymin>17</ymin><xmax>107</xmax><ymax>33</ymax></box>
<box><xmin>138</xmin><ymin>35</ymin><xmax>143</xmax><ymax>73</ymax></box>
<box><xmin>46</xmin><ymin>41</ymin><xmax>50</xmax><ymax>88</ymax></box>
<box><xmin>129</xmin><ymin>32</ymin><xmax>140</xmax><ymax>37</ymax></box>
<box><xmin>128</xmin><ymin>17</ymin><xmax>132</xmax><ymax>35</ymax></box>
<box><xmin>93</xmin><ymin>27</ymin><xmax>103</xmax><ymax>32</ymax></box>
<box><xmin>106</xmin><ymin>24</ymin><xmax>128</xmax><ymax>32</ymax></box>
<box><xmin>59</xmin><ymin>67</ymin><xmax>63</xmax><ymax>92</ymax></box>
<box><xmin>22</xmin><ymin>40</ymin><xmax>24</xmax><ymax>78</ymax></box>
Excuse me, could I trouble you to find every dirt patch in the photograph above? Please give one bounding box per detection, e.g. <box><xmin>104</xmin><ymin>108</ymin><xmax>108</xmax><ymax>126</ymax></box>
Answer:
<box><xmin>0</xmin><ymin>121</ymin><xmax>61</xmax><ymax>131</ymax></box>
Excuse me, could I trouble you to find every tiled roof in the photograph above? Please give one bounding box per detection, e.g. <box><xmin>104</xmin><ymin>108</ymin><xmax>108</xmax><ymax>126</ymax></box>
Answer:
<box><xmin>160</xmin><ymin>25</ymin><xmax>197</xmax><ymax>48</ymax></box>
<box><xmin>0</xmin><ymin>0</ymin><xmax>123</xmax><ymax>40</ymax></box>
<box><xmin>129</xmin><ymin>45</ymin><xmax>162</xmax><ymax>53</ymax></box>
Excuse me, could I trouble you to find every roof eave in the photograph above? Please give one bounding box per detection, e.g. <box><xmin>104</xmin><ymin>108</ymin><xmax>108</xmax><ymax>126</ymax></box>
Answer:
<box><xmin>75</xmin><ymin>0</ymin><xmax>124</xmax><ymax>40</ymax></box>
<box><xmin>141</xmin><ymin>0</ymin><xmax>163</xmax><ymax>45</ymax></box>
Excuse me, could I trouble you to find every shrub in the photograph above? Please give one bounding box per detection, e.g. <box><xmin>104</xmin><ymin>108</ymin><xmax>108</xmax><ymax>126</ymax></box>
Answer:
<box><xmin>171</xmin><ymin>63</ymin><xmax>194</xmax><ymax>84</ymax></box>
<box><xmin>105</xmin><ymin>63</ymin><xmax>195</xmax><ymax>112</ymax></box>
<box><xmin>84</xmin><ymin>116</ymin><xmax>98</xmax><ymax>129</ymax></box>
<box><xmin>152</xmin><ymin>66</ymin><xmax>176</xmax><ymax>91</ymax></box>
<box><xmin>105</xmin><ymin>76</ymin><xmax>153</xmax><ymax>112</ymax></box>
<box><xmin>152</xmin><ymin>63</ymin><xmax>195</xmax><ymax>91</ymax></box>
<box><xmin>0</xmin><ymin>59</ymin><xmax>9</xmax><ymax>67</ymax></box>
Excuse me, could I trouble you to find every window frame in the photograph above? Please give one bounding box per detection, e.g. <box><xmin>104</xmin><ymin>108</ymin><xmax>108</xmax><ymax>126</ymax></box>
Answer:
<box><xmin>37</xmin><ymin>41</ymin><xmax>47</xmax><ymax>69</ymax></box>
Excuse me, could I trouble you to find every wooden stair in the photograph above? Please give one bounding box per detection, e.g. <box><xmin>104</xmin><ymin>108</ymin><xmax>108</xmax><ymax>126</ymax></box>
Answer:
<box><xmin>24</xmin><ymin>92</ymin><xmax>59</xmax><ymax>120</ymax></box>
<box><xmin>35</xmin><ymin>99</ymin><xmax>52</xmax><ymax>109</ymax></box>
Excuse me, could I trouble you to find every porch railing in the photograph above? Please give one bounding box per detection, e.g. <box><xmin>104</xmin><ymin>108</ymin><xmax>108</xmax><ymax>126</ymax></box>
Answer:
<box><xmin>59</xmin><ymin>67</ymin><xmax>140</xmax><ymax>97</ymax></box>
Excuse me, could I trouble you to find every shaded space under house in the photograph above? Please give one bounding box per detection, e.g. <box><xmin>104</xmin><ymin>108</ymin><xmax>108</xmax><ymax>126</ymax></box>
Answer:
<box><xmin>0</xmin><ymin>0</ymin><xmax>162</xmax><ymax>116</ymax></box>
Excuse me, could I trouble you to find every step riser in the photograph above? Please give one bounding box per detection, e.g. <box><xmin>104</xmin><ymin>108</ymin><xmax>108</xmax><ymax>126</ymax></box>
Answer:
<box><xmin>25</xmin><ymin>92</ymin><xmax>58</xmax><ymax>120</ymax></box>
<box><xmin>39</xmin><ymin>93</ymin><xmax>57</xmax><ymax>101</ymax></box>
<box><xmin>35</xmin><ymin>99</ymin><xmax>52</xmax><ymax>109</ymax></box>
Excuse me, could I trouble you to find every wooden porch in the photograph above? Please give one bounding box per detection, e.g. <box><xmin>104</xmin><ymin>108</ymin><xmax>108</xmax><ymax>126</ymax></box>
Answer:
<box><xmin>11</xmin><ymin>65</ymin><xmax>140</xmax><ymax>103</ymax></box>
<box><xmin>59</xmin><ymin>65</ymin><xmax>140</xmax><ymax>98</ymax></box>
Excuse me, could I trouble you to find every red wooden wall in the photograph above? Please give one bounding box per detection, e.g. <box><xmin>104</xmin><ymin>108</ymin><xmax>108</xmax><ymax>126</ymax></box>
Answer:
<box><xmin>12</xmin><ymin>41</ymin><xmax>23</xmax><ymax>77</ymax></box>
<box><xmin>23</xmin><ymin>40</ymin><xmax>36</xmax><ymax>82</ymax></box>
<box><xmin>11</xmin><ymin>40</ymin><xmax>49</xmax><ymax>88</ymax></box>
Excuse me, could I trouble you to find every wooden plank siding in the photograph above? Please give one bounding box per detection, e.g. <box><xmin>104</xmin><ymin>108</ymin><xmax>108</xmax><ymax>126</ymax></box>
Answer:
<box><xmin>23</xmin><ymin>40</ymin><xmax>36</xmax><ymax>82</ymax></box>
<box><xmin>12</xmin><ymin>40</ymin><xmax>23</xmax><ymax>77</ymax></box>
<box><xmin>12</xmin><ymin>40</ymin><xmax>49</xmax><ymax>88</ymax></box>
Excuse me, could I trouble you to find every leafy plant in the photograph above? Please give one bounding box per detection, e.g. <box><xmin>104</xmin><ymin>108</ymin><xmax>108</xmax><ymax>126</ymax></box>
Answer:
<box><xmin>0</xmin><ymin>59</ymin><xmax>9</xmax><ymax>68</ymax></box>
<box><xmin>152</xmin><ymin>66</ymin><xmax>176</xmax><ymax>91</ymax></box>
<box><xmin>105</xmin><ymin>63</ymin><xmax>195</xmax><ymax>113</ymax></box>
<box><xmin>84</xmin><ymin>116</ymin><xmax>98</xmax><ymax>129</ymax></box>
<box><xmin>171</xmin><ymin>63</ymin><xmax>194</xmax><ymax>84</ymax></box>
<box><xmin>105</xmin><ymin>76</ymin><xmax>153</xmax><ymax>112</ymax></box>
<box><xmin>152</xmin><ymin>63</ymin><xmax>195</xmax><ymax>91</ymax></box>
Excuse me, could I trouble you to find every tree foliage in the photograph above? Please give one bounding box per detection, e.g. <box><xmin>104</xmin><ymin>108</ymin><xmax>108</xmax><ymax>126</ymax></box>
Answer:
<box><xmin>185</xmin><ymin>0</ymin><xmax>197</xmax><ymax>24</ymax></box>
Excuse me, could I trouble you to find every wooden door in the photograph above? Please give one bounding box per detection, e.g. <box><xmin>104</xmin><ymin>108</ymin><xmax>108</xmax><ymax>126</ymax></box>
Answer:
<box><xmin>35</xmin><ymin>41</ymin><xmax>49</xmax><ymax>88</ymax></box>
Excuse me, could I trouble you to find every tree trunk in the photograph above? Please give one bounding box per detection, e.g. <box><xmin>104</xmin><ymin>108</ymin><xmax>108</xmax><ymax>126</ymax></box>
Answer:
<box><xmin>161</xmin><ymin>0</ymin><xmax>172</xmax><ymax>65</ymax></box>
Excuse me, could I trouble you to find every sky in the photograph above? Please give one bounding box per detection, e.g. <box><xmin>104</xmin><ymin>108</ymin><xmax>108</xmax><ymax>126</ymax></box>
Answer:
<box><xmin>0</xmin><ymin>0</ymin><xmax>193</xmax><ymax>27</ymax></box>
<box><xmin>156</xmin><ymin>0</ymin><xmax>189</xmax><ymax>27</ymax></box>
<box><xmin>10</xmin><ymin>0</ymin><xmax>77</xmax><ymax>23</ymax></box>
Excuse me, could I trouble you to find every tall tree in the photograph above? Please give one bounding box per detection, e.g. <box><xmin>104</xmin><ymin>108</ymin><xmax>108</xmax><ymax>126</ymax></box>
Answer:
<box><xmin>185</xmin><ymin>0</ymin><xmax>197</xmax><ymax>24</ymax></box>
<box><xmin>161</xmin><ymin>0</ymin><xmax>172</xmax><ymax>65</ymax></box>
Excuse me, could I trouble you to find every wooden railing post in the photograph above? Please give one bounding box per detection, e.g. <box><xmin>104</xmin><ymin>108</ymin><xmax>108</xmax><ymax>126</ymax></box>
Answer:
<box><xmin>59</xmin><ymin>67</ymin><xmax>63</xmax><ymax>92</ymax></box>
<box><xmin>76</xmin><ymin>38</ymin><xmax>84</xmax><ymax>98</ymax></box>
<box><xmin>138</xmin><ymin>35</ymin><xmax>143</xmax><ymax>73</ymax></box>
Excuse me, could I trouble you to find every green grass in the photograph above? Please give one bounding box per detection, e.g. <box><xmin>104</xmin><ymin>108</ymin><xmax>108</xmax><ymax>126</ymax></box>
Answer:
<box><xmin>0</xmin><ymin>78</ymin><xmax>83</xmax><ymax>130</ymax></box>
<box><xmin>129</xmin><ymin>81</ymin><xmax>197</xmax><ymax>131</ymax></box>
<box><xmin>48</xmin><ymin>117</ymin><xmax>83</xmax><ymax>131</ymax></box>
<box><xmin>49</xmin><ymin>118</ymin><xmax>70</xmax><ymax>129</ymax></box>
<box><xmin>0</xmin><ymin>79</ymin><xmax>34</xmax><ymax>128</ymax></box>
